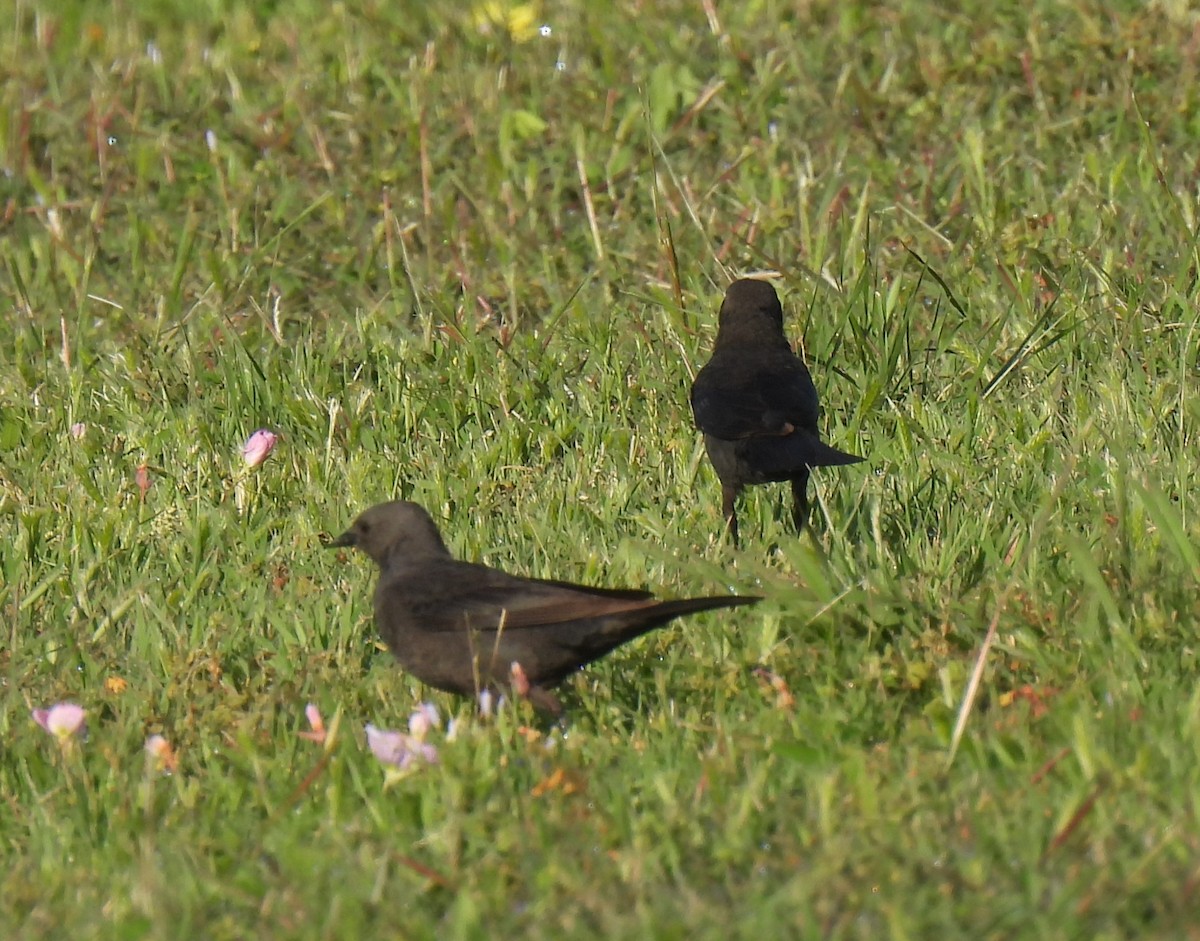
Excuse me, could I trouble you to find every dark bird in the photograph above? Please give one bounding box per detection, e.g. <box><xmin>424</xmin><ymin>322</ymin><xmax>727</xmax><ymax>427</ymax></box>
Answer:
<box><xmin>690</xmin><ymin>278</ymin><xmax>864</xmax><ymax>544</ymax></box>
<box><xmin>328</xmin><ymin>501</ymin><xmax>759</xmax><ymax>714</ymax></box>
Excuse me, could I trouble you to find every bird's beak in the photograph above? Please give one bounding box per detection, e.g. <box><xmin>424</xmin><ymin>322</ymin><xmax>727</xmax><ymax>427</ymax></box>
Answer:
<box><xmin>326</xmin><ymin>530</ymin><xmax>356</xmax><ymax>549</ymax></box>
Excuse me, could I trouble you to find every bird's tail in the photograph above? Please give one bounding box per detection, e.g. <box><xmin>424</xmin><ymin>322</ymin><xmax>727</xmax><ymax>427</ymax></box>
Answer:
<box><xmin>795</xmin><ymin>434</ymin><xmax>865</xmax><ymax>467</ymax></box>
<box><xmin>744</xmin><ymin>431</ymin><xmax>864</xmax><ymax>474</ymax></box>
<box><xmin>648</xmin><ymin>595</ymin><xmax>762</xmax><ymax>621</ymax></box>
<box><xmin>595</xmin><ymin>594</ymin><xmax>761</xmax><ymax>651</ymax></box>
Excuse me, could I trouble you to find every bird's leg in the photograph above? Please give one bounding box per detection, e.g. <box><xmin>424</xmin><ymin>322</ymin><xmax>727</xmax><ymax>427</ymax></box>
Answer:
<box><xmin>790</xmin><ymin>468</ymin><xmax>810</xmax><ymax>531</ymax></box>
<box><xmin>721</xmin><ymin>483</ymin><xmax>741</xmax><ymax>547</ymax></box>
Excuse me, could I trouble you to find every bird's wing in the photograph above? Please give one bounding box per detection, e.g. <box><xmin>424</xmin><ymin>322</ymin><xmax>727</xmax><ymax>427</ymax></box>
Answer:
<box><xmin>383</xmin><ymin>562</ymin><xmax>657</xmax><ymax>632</ymax></box>
<box><xmin>690</xmin><ymin>355</ymin><xmax>819</xmax><ymax>440</ymax></box>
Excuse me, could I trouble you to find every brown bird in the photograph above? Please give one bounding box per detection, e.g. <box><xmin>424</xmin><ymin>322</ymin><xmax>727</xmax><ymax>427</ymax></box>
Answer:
<box><xmin>328</xmin><ymin>501</ymin><xmax>759</xmax><ymax>714</ymax></box>
<box><xmin>690</xmin><ymin>278</ymin><xmax>864</xmax><ymax>544</ymax></box>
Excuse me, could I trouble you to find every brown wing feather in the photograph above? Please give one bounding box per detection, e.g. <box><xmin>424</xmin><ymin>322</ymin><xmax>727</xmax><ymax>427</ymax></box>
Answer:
<box><xmin>383</xmin><ymin>560</ymin><xmax>660</xmax><ymax>632</ymax></box>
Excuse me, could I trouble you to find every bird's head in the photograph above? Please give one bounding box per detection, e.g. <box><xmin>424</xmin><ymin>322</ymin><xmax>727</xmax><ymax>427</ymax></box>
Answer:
<box><xmin>715</xmin><ymin>278</ymin><xmax>789</xmax><ymax>347</ymax></box>
<box><xmin>327</xmin><ymin>501</ymin><xmax>450</xmax><ymax>569</ymax></box>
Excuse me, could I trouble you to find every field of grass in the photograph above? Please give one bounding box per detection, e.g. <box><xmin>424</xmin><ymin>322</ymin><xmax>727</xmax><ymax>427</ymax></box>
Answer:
<box><xmin>3</xmin><ymin>0</ymin><xmax>1200</xmax><ymax>936</ymax></box>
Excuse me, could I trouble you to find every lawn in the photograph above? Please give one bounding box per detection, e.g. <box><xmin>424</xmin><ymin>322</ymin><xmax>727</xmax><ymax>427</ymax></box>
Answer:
<box><xmin>3</xmin><ymin>0</ymin><xmax>1199</xmax><ymax>937</ymax></box>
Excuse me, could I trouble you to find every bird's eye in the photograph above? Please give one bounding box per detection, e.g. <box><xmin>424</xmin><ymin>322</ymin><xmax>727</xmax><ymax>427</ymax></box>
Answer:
<box><xmin>359</xmin><ymin>523</ymin><xmax>370</xmax><ymax>534</ymax></box>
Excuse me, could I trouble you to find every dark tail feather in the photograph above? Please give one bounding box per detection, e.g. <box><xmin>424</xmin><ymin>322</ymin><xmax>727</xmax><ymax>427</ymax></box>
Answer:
<box><xmin>580</xmin><ymin>594</ymin><xmax>760</xmax><ymax>659</ymax></box>
<box><xmin>609</xmin><ymin>594</ymin><xmax>760</xmax><ymax>643</ymax></box>
<box><xmin>648</xmin><ymin>595</ymin><xmax>762</xmax><ymax>620</ymax></box>
<box><xmin>794</xmin><ymin>434</ymin><xmax>865</xmax><ymax>467</ymax></box>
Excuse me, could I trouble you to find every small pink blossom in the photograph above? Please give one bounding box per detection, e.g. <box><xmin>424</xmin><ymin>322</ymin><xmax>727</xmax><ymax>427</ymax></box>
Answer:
<box><xmin>477</xmin><ymin>688</ymin><xmax>507</xmax><ymax>718</ymax></box>
<box><xmin>510</xmin><ymin>661</ymin><xmax>531</xmax><ymax>698</ymax></box>
<box><xmin>408</xmin><ymin>703</ymin><xmax>440</xmax><ymax>740</ymax></box>
<box><xmin>32</xmin><ymin>702</ymin><xmax>87</xmax><ymax>741</ymax></box>
<box><xmin>135</xmin><ymin>464</ymin><xmax>152</xmax><ymax>500</ymax></box>
<box><xmin>144</xmin><ymin>734</ymin><xmax>179</xmax><ymax>773</ymax></box>
<box><xmin>298</xmin><ymin>703</ymin><xmax>327</xmax><ymax>744</ymax></box>
<box><xmin>242</xmin><ymin>429</ymin><xmax>278</xmax><ymax>468</ymax></box>
<box><xmin>364</xmin><ymin>723</ymin><xmax>438</xmax><ymax>769</ymax></box>
<box><xmin>69</xmin><ymin>422</ymin><xmax>87</xmax><ymax>439</ymax></box>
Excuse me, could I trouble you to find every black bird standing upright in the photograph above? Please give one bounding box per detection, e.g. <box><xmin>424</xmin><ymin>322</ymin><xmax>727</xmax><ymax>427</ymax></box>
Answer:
<box><xmin>690</xmin><ymin>278</ymin><xmax>864</xmax><ymax>544</ymax></box>
<box><xmin>328</xmin><ymin>501</ymin><xmax>759</xmax><ymax>714</ymax></box>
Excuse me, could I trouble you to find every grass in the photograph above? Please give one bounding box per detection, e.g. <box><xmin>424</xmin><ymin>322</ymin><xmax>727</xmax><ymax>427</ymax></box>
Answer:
<box><xmin>3</xmin><ymin>0</ymin><xmax>1200</xmax><ymax>936</ymax></box>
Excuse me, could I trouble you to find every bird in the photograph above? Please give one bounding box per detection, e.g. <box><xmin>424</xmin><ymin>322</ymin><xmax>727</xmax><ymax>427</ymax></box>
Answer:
<box><xmin>690</xmin><ymin>278</ymin><xmax>863</xmax><ymax>545</ymax></box>
<box><xmin>327</xmin><ymin>501</ymin><xmax>760</xmax><ymax>714</ymax></box>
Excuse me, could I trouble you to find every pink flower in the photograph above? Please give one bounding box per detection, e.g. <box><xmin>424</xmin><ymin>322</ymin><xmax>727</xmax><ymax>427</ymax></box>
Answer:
<box><xmin>145</xmin><ymin>735</ymin><xmax>179</xmax><ymax>773</ymax></box>
<box><xmin>298</xmin><ymin>703</ymin><xmax>327</xmax><ymax>744</ymax></box>
<box><xmin>242</xmin><ymin>429</ymin><xmax>278</xmax><ymax>468</ymax></box>
<box><xmin>477</xmin><ymin>688</ymin><xmax>507</xmax><ymax>718</ymax></box>
<box><xmin>32</xmin><ymin>702</ymin><xmax>87</xmax><ymax>741</ymax></box>
<box><xmin>135</xmin><ymin>464</ymin><xmax>152</xmax><ymax>500</ymax></box>
<box><xmin>69</xmin><ymin>422</ymin><xmax>87</xmax><ymax>439</ymax></box>
<box><xmin>407</xmin><ymin>703</ymin><xmax>440</xmax><ymax>740</ymax></box>
<box><xmin>478</xmin><ymin>689</ymin><xmax>496</xmax><ymax>717</ymax></box>
<box><xmin>364</xmin><ymin>723</ymin><xmax>438</xmax><ymax>769</ymax></box>
<box><xmin>510</xmin><ymin>661</ymin><xmax>531</xmax><ymax>698</ymax></box>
